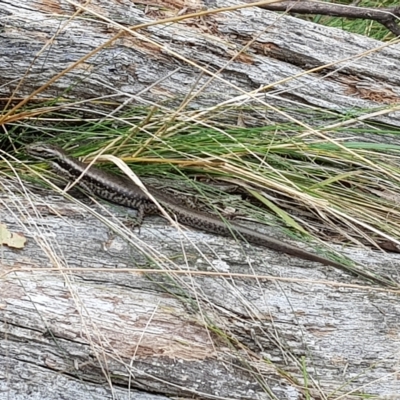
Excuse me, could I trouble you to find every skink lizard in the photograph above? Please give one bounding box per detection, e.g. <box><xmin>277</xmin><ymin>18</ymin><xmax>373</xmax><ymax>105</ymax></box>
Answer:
<box><xmin>26</xmin><ymin>142</ymin><xmax>388</xmax><ymax>284</ymax></box>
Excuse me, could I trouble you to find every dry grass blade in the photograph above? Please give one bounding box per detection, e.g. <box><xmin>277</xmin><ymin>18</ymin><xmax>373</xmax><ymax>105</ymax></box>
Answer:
<box><xmin>2</xmin><ymin>0</ymin><xmax>400</xmax><ymax>398</ymax></box>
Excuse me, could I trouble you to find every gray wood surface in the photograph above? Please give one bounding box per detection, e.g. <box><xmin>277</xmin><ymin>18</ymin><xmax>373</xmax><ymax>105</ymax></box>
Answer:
<box><xmin>1</xmin><ymin>0</ymin><xmax>400</xmax><ymax>126</ymax></box>
<box><xmin>2</xmin><ymin>0</ymin><xmax>400</xmax><ymax>398</ymax></box>
<box><xmin>1</xmin><ymin>183</ymin><xmax>400</xmax><ymax>399</ymax></box>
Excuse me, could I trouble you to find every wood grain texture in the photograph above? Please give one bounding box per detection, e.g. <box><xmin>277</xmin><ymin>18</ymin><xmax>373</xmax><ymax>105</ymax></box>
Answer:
<box><xmin>1</xmin><ymin>184</ymin><xmax>400</xmax><ymax>399</ymax></box>
<box><xmin>2</xmin><ymin>0</ymin><xmax>400</xmax><ymax>398</ymax></box>
<box><xmin>1</xmin><ymin>0</ymin><xmax>400</xmax><ymax>126</ymax></box>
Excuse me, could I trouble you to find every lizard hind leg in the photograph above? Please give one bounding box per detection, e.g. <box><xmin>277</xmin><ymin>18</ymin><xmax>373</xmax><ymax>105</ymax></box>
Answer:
<box><xmin>126</xmin><ymin>204</ymin><xmax>145</xmax><ymax>233</ymax></box>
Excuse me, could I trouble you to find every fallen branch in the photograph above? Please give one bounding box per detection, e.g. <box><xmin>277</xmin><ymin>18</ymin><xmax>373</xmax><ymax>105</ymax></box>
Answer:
<box><xmin>258</xmin><ymin>0</ymin><xmax>400</xmax><ymax>36</ymax></box>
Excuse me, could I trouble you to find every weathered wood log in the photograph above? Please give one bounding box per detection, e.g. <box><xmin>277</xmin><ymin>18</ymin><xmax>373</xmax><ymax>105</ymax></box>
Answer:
<box><xmin>1</xmin><ymin>0</ymin><xmax>400</xmax><ymax>126</ymax></box>
<box><xmin>2</xmin><ymin>0</ymin><xmax>400</xmax><ymax>399</ymax></box>
<box><xmin>1</xmin><ymin>182</ymin><xmax>400</xmax><ymax>399</ymax></box>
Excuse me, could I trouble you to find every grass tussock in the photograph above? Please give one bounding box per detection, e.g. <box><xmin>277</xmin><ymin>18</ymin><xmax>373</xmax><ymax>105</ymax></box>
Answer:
<box><xmin>9</xmin><ymin>106</ymin><xmax>400</xmax><ymax>253</ymax></box>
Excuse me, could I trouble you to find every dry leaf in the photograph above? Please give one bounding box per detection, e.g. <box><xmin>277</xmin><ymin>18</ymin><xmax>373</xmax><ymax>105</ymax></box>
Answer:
<box><xmin>0</xmin><ymin>223</ymin><xmax>27</xmax><ymax>249</ymax></box>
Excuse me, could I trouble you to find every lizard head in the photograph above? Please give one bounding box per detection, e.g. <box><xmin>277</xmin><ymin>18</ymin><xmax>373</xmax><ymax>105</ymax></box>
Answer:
<box><xmin>26</xmin><ymin>142</ymin><xmax>65</xmax><ymax>160</ymax></box>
